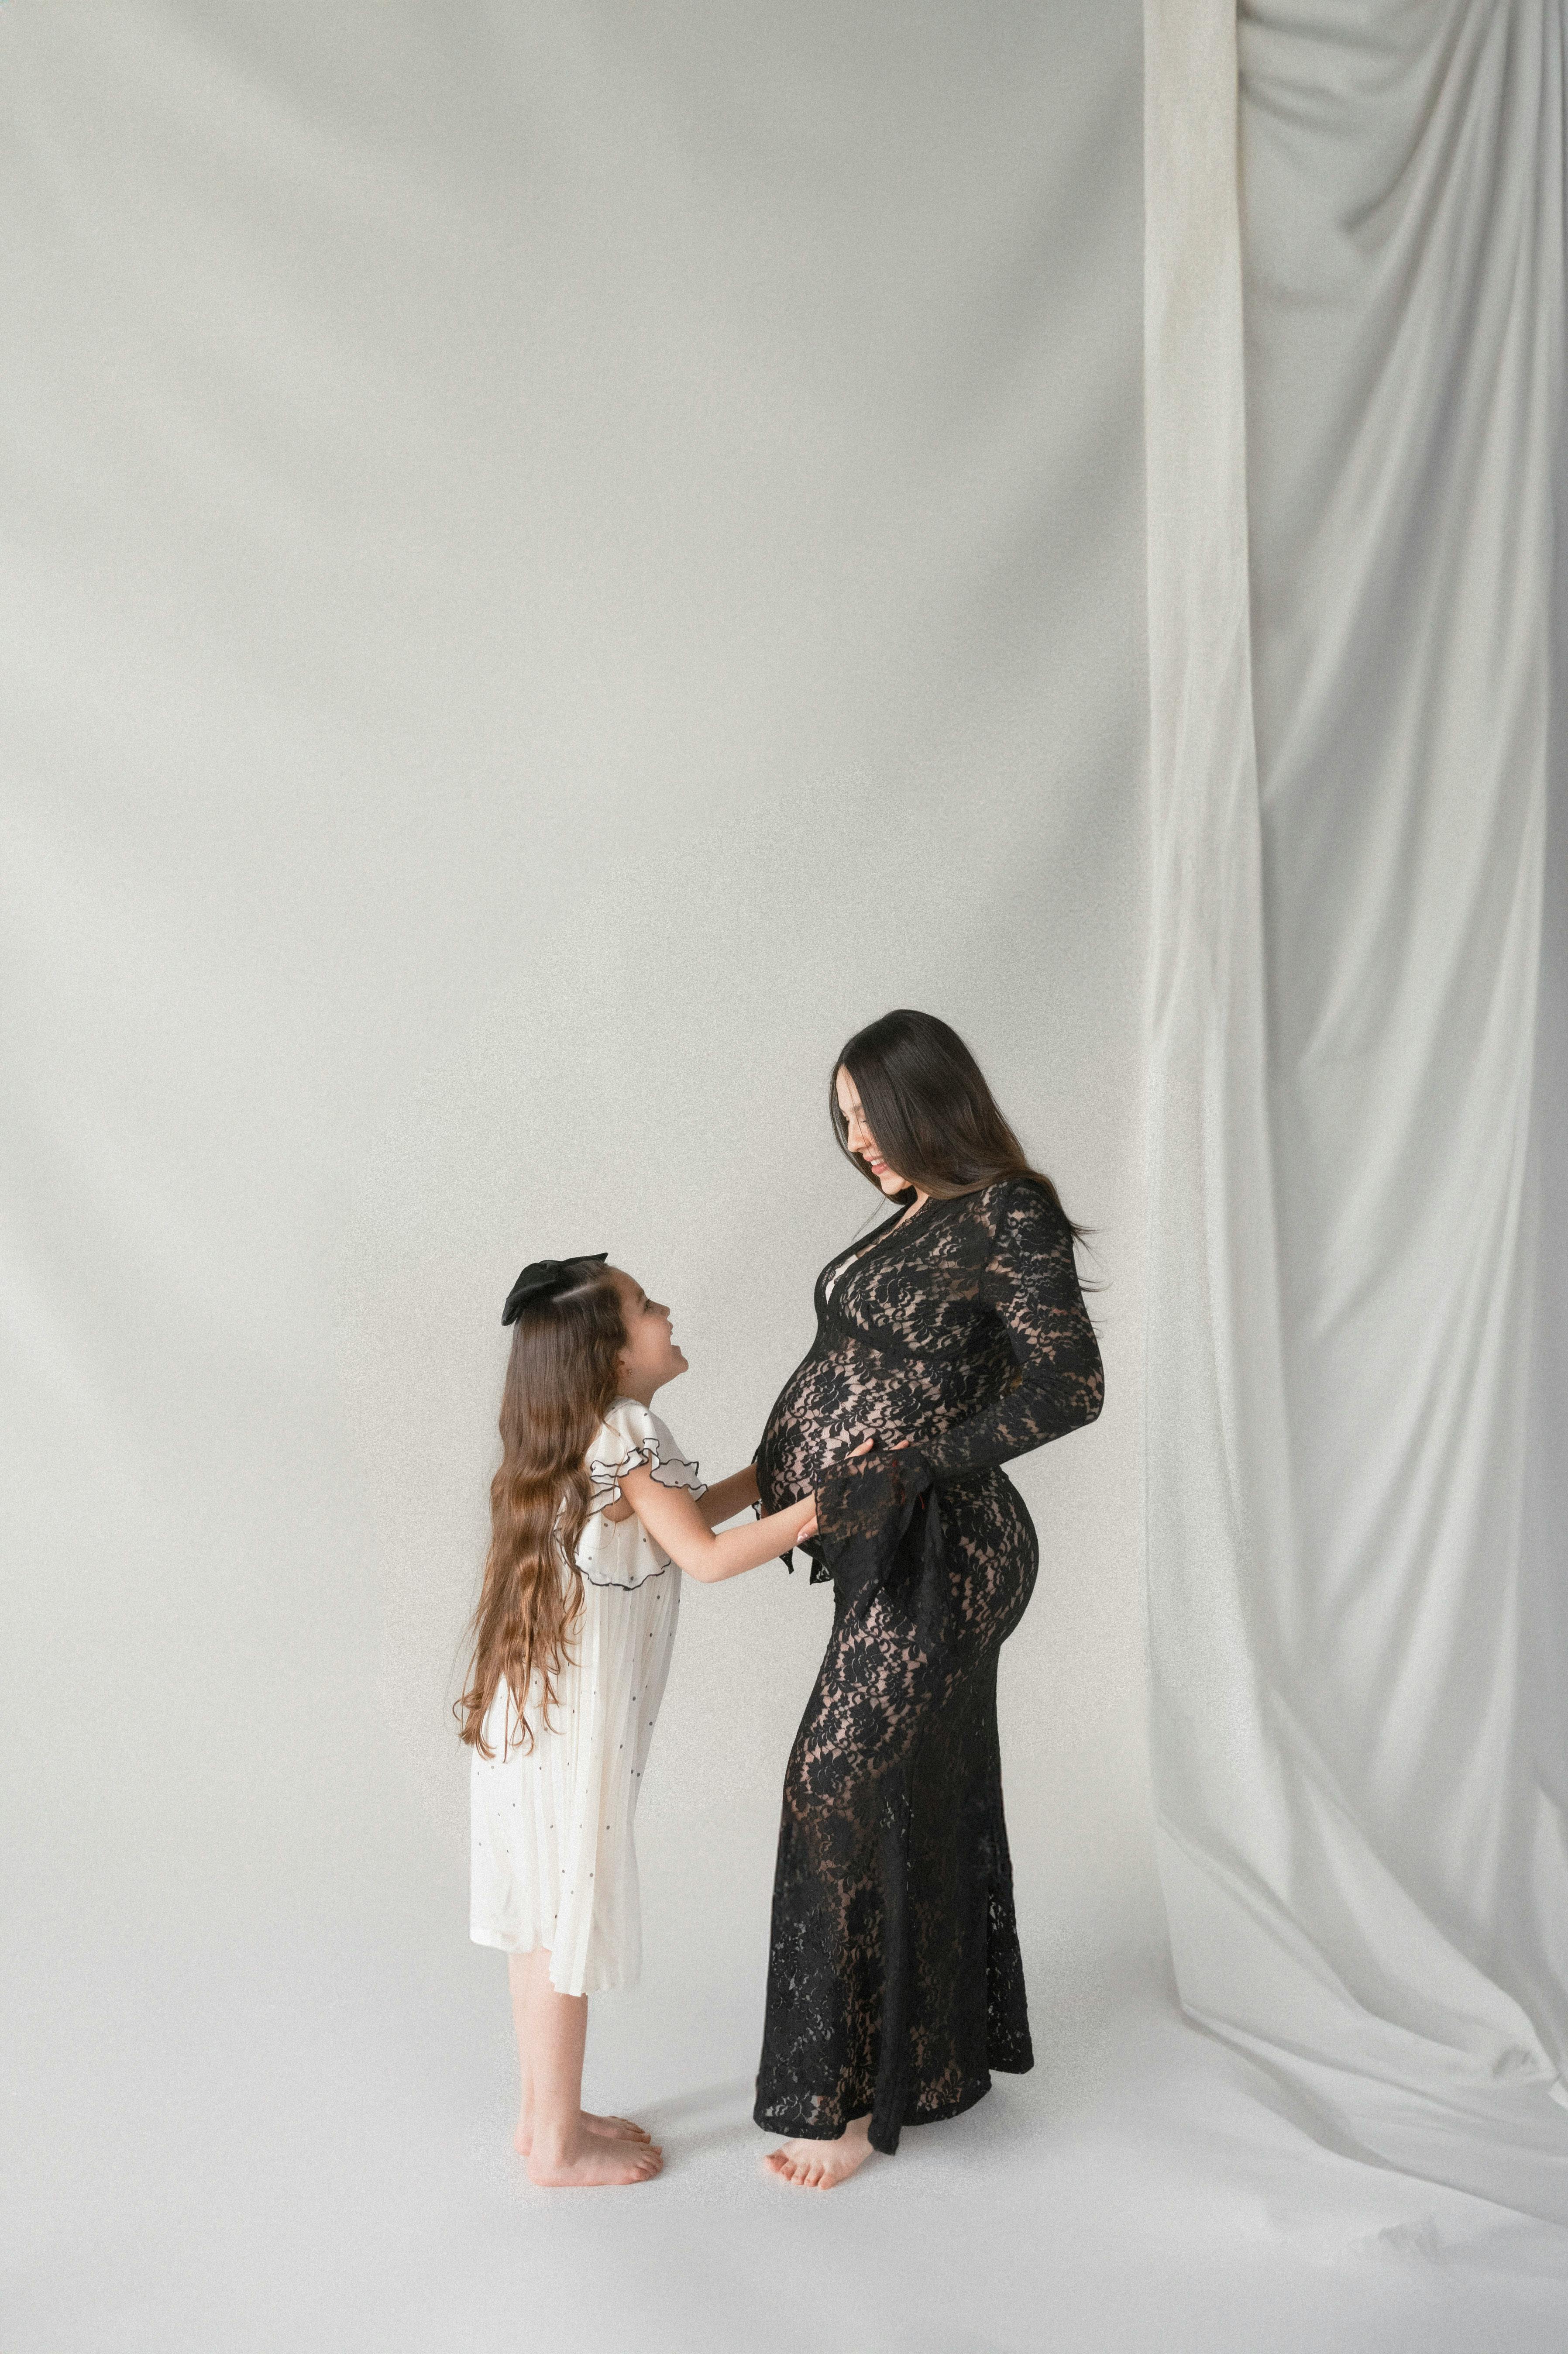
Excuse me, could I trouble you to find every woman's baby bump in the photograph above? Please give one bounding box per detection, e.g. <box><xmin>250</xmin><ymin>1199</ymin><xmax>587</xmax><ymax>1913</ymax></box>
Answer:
<box><xmin>757</xmin><ymin>1346</ymin><xmax>945</xmax><ymax>1504</ymax></box>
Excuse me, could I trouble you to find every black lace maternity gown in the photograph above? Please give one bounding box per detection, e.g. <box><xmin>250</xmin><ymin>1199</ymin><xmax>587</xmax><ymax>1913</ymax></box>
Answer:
<box><xmin>753</xmin><ymin>1176</ymin><xmax>1103</xmax><ymax>2155</ymax></box>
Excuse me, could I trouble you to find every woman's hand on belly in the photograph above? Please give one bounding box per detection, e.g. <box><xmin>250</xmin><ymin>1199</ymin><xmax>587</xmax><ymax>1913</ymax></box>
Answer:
<box><xmin>818</xmin><ymin>1433</ymin><xmax>911</xmax><ymax>1480</ymax></box>
<box><xmin>812</xmin><ymin>1433</ymin><xmax>877</xmax><ymax>1481</ymax></box>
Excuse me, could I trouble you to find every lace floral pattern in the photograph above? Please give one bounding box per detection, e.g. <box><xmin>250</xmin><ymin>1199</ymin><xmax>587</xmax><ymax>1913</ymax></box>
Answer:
<box><xmin>753</xmin><ymin>1179</ymin><xmax>1103</xmax><ymax>2153</ymax></box>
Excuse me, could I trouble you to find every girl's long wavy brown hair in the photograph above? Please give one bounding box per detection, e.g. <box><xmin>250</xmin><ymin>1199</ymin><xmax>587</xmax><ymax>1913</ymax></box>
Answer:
<box><xmin>457</xmin><ymin>1260</ymin><xmax>627</xmax><ymax>1760</ymax></box>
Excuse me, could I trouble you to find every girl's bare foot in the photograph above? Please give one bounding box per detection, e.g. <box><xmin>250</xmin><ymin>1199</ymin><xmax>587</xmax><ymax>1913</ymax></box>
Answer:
<box><xmin>527</xmin><ymin>2132</ymin><xmax>664</xmax><ymax>2188</ymax></box>
<box><xmin>514</xmin><ymin>2109</ymin><xmax>654</xmax><ymax>2157</ymax></box>
<box><xmin>764</xmin><ymin>2115</ymin><xmax>874</xmax><ymax>2189</ymax></box>
<box><xmin>585</xmin><ymin>2110</ymin><xmax>652</xmax><ymax>2143</ymax></box>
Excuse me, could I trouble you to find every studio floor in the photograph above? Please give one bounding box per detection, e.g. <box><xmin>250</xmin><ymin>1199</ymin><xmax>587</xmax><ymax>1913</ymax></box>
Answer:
<box><xmin>10</xmin><ymin>1906</ymin><xmax>1568</xmax><ymax>2354</ymax></box>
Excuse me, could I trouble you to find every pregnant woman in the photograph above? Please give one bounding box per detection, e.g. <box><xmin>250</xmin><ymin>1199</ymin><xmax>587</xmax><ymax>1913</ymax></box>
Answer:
<box><xmin>753</xmin><ymin>1007</ymin><xmax>1103</xmax><ymax>2187</ymax></box>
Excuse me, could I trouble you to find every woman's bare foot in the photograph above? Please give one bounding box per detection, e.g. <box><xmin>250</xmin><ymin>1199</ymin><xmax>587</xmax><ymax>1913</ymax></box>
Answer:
<box><xmin>514</xmin><ymin>2109</ymin><xmax>655</xmax><ymax>2158</ymax></box>
<box><xmin>764</xmin><ymin>2115</ymin><xmax>874</xmax><ymax>2189</ymax></box>
<box><xmin>526</xmin><ymin>2128</ymin><xmax>664</xmax><ymax>2188</ymax></box>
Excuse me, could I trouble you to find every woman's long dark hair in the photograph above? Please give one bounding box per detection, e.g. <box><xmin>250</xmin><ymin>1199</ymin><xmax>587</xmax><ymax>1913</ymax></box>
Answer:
<box><xmin>831</xmin><ymin>1008</ymin><xmax>1092</xmax><ymax>1252</ymax></box>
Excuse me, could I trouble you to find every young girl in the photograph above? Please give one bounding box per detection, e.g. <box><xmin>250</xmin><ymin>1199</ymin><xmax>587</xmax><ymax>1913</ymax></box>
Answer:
<box><xmin>459</xmin><ymin>1250</ymin><xmax>817</xmax><ymax>2189</ymax></box>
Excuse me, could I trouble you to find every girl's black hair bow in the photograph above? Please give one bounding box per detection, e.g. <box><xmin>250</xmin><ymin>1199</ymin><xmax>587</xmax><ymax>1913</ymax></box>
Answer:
<box><xmin>502</xmin><ymin>1253</ymin><xmax>609</xmax><ymax>1326</ymax></box>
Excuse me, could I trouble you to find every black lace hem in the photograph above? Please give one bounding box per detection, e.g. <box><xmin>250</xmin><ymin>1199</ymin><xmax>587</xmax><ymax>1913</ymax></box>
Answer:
<box><xmin>754</xmin><ymin>2052</ymin><xmax>1034</xmax><ymax>2150</ymax></box>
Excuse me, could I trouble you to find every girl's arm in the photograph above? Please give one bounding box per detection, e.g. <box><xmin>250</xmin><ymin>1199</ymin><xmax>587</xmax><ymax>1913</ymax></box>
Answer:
<box><xmin>619</xmin><ymin>1461</ymin><xmax>813</xmax><ymax>1583</ymax></box>
<box><xmin>598</xmin><ymin>1465</ymin><xmax>759</xmax><ymax>1530</ymax></box>
<box><xmin>696</xmin><ymin>1465</ymin><xmax>760</xmax><ymax>1529</ymax></box>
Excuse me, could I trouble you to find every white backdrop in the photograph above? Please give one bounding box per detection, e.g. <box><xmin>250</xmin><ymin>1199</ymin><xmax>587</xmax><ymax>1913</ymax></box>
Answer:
<box><xmin>3</xmin><ymin>8</ymin><xmax>1165</xmax><ymax>2350</ymax></box>
<box><xmin>3</xmin><ymin>0</ymin><xmax>1148</xmax><ymax>1949</ymax></box>
<box><xmin>7</xmin><ymin>6</ymin><xmax>1568</xmax><ymax>2351</ymax></box>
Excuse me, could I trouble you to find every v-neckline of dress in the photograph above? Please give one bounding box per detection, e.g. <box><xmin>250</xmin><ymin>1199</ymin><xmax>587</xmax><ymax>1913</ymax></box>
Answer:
<box><xmin>855</xmin><ymin>1197</ymin><xmax>929</xmax><ymax>1263</ymax></box>
<box><xmin>823</xmin><ymin>1195</ymin><xmax>937</xmax><ymax>1302</ymax></box>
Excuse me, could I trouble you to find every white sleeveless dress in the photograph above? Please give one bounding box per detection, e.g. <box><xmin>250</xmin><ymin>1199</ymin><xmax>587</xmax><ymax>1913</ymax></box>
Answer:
<box><xmin>469</xmin><ymin>1398</ymin><xmax>706</xmax><ymax>1996</ymax></box>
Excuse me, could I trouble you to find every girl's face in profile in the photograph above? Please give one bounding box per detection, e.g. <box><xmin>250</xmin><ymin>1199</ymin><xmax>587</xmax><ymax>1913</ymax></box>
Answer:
<box><xmin>835</xmin><ymin>1066</ymin><xmax>910</xmax><ymax>1197</ymax></box>
<box><xmin>611</xmin><ymin>1270</ymin><xmax>688</xmax><ymax>1397</ymax></box>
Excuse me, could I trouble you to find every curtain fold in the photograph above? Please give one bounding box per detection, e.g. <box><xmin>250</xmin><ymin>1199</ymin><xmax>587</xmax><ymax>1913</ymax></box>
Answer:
<box><xmin>1143</xmin><ymin>0</ymin><xmax>1568</xmax><ymax>2217</ymax></box>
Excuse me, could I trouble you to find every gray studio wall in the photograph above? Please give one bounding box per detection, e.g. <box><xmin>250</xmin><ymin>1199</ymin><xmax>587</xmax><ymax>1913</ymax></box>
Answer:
<box><xmin>4</xmin><ymin>0</ymin><xmax>1151</xmax><ymax>2025</ymax></box>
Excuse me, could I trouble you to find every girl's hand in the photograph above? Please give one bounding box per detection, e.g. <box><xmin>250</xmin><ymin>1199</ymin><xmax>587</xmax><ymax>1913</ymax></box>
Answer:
<box><xmin>796</xmin><ymin>1495</ymin><xmax>818</xmax><ymax>1543</ymax></box>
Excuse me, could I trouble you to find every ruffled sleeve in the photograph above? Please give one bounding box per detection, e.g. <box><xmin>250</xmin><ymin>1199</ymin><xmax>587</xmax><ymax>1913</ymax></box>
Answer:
<box><xmin>587</xmin><ymin>1398</ymin><xmax>707</xmax><ymax>1511</ymax></box>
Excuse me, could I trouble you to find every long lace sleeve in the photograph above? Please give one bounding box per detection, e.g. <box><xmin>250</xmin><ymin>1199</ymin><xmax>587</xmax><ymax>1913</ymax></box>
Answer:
<box><xmin>808</xmin><ymin>1180</ymin><xmax>1101</xmax><ymax>1654</ymax></box>
<box><xmin>925</xmin><ymin>1180</ymin><xmax>1102</xmax><ymax>1476</ymax></box>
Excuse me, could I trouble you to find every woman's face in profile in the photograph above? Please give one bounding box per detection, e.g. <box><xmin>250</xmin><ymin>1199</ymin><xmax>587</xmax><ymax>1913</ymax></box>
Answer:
<box><xmin>835</xmin><ymin>1066</ymin><xmax>910</xmax><ymax>1198</ymax></box>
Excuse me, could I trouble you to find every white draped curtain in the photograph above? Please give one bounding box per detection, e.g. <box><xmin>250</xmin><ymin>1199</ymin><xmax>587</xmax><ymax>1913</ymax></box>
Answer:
<box><xmin>1144</xmin><ymin>0</ymin><xmax>1568</xmax><ymax>2215</ymax></box>
<box><xmin>8</xmin><ymin>1</ymin><xmax>1568</xmax><ymax>2337</ymax></box>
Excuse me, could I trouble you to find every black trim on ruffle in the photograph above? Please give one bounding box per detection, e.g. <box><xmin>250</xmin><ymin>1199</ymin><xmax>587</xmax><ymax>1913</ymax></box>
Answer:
<box><xmin>577</xmin><ymin>1408</ymin><xmax>706</xmax><ymax>1587</ymax></box>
